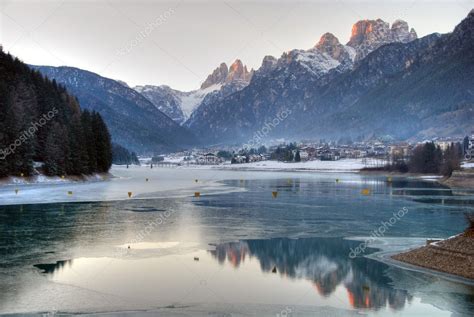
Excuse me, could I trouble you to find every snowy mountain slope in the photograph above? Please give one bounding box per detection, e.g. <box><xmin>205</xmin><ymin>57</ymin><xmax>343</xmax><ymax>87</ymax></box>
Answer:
<box><xmin>134</xmin><ymin>59</ymin><xmax>252</xmax><ymax>124</ymax></box>
<box><xmin>133</xmin><ymin>83</ymin><xmax>222</xmax><ymax>124</ymax></box>
<box><xmin>179</xmin><ymin>84</ymin><xmax>222</xmax><ymax>119</ymax></box>
<box><xmin>134</xmin><ymin>85</ymin><xmax>185</xmax><ymax>123</ymax></box>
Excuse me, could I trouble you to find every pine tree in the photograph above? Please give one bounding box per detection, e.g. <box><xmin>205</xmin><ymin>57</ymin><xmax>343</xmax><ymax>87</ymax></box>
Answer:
<box><xmin>44</xmin><ymin>122</ymin><xmax>68</xmax><ymax>176</ymax></box>
<box><xmin>464</xmin><ymin>136</ymin><xmax>470</xmax><ymax>156</ymax></box>
<box><xmin>295</xmin><ymin>150</ymin><xmax>301</xmax><ymax>162</ymax></box>
<box><xmin>66</xmin><ymin>115</ymin><xmax>88</xmax><ymax>175</ymax></box>
<box><xmin>81</xmin><ymin>110</ymin><xmax>97</xmax><ymax>173</ymax></box>
<box><xmin>92</xmin><ymin>112</ymin><xmax>112</xmax><ymax>173</ymax></box>
<box><xmin>0</xmin><ymin>81</ymin><xmax>10</xmax><ymax>177</ymax></box>
<box><xmin>112</xmin><ymin>143</ymin><xmax>139</xmax><ymax>165</ymax></box>
<box><xmin>441</xmin><ymin>143</ymin><xmax>462</xmax><ymax>176</ymax></box>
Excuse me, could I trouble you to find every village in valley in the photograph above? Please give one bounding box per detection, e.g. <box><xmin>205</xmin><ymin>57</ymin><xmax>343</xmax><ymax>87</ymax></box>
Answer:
<box><xmin>144</xmin><ymin>133</ymin><xmax>474</xmax><ymax>171</ymax></box>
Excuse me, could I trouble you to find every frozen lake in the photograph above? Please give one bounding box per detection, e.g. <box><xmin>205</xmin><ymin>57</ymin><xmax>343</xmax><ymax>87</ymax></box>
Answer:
<box><xmin>0</xmin><ymin>166</ymin><xmax>473</xmax><ymax>316</ymax></box>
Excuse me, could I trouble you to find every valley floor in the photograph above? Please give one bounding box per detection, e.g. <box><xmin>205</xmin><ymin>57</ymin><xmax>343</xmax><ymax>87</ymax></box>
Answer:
<box><xmin>181</xmin><ymin>158</ymin><xmax>384</xmax><ymax>173</ymax></box>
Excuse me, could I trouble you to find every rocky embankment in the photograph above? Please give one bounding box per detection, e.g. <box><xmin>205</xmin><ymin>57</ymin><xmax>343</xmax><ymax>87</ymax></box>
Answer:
<box><xmin>442</xmin><ymin>169</ymin><xmax>474</xmax><ymax>188</ymax></box>
<box><xmin>393</xmin><ymin>231</ymin><xmax>474</xmax><ymax>280</ymax></box>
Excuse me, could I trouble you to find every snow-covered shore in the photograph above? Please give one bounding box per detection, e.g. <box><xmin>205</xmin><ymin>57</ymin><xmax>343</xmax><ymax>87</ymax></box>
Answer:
<box><xmin>186</xmin><ymin>158</ymin><xmax>381</xmax><ymax>173</ymax></box>
<box><xmin>0</xmin><ymin>173</ymin><xmax>109</xmax><ymax>186</ymax></box>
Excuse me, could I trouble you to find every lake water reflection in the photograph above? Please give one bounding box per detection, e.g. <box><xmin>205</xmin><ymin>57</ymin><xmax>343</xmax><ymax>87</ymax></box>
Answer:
<box><xmin>25</xmin><ymin>237</ymin><xmax>474</xmax><ymax>316</ymax></box>
<box><xmin>1</xmin><ymin>171</ymin><xmax>473</xmax><ymax>315</ymax></box>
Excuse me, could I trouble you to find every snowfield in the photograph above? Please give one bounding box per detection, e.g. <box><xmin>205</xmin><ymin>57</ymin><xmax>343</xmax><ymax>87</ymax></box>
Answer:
<box><xmin>187</xmin><ymin>158</ymin><xmax>382</xmax><ymax>172</ymax></box>
<box><xmin>462</xmin><ymin>161</ymin><xmax>474</xmax><ymax>169</ymax></box>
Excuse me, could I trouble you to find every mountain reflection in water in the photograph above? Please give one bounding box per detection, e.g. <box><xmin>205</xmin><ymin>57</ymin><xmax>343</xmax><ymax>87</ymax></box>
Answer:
<box><xmin>209</xmin><ymin>237</ymin><xmax>412</xmax><ymax>311</ymax></box>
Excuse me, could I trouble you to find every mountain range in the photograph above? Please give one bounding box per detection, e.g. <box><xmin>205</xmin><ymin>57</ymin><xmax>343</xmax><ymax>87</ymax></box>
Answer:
<box><xmin>187</xmin><ymin>11</ymin><xmax>474</xmax><ymax>144</ymax></box>
<box><xmin>32</xmin><ymin>10</ymin><xmax>474</xmax><ymax>152</ymax></box>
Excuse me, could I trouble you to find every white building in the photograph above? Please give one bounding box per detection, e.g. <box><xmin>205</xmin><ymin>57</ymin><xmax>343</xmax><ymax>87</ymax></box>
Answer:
<box><xmin>299</xmin><ymin>151</ymin><xmax>309</xmax><ymax>161</ymax></box>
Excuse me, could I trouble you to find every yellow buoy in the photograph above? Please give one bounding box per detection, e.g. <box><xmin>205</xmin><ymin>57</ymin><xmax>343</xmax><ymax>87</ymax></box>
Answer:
<box><xmin>15</xmin><ymin>189</ymin><xmax>19</xmax><ymax>195</ymax></box>
<box><xmin>272</xmin><ymin>191</ymin><xmax>278</xmax><ymax>198</ymax></box>
<box><xmin>20</xmin><ymin>173</ymin><xmax>24</xmax><ymax>177</ymax></box>
<box><xmin>128</xmin><ymin>192</ymin><xmax>132</xmax><ymax>198</ymax></box>
<box><xmin>67</xmin><ymin>191</ymin><xmax>73</xmax><ymax>196</ymax></box>
<box><xmin>387</xmin><ymin>177</ymin><xmax>392</xmax><ymax>182</ymax></box>
<box><xmin>361</xmin><ymin>188</ymin><xmax>370</xmax><ymax>195</ymax></box>
<box><xmin>194</xmin><ymin>192</ymin><xmax>200</xmax><ymax>198</ymax></box>
<box><xmin>61</xmin><ymin>175</ymin><xmax>65</xmax><ymax>179</ymax></box>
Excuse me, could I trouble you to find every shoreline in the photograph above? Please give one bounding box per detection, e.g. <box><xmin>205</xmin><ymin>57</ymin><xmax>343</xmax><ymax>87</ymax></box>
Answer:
<box><xmin>375</xmin><ymin>249</ymin><xmax>474</xmax><ymax>286</ymax></box>
<box><xmin>0</xmin><ymin>173</ymin><xmax>112</xmax><ymax>187</ymax></box>
<box><xmin>391</xmin><ymin>233</ymin><xmax>474</xmax><ymax>281</ymax></box>
<box><xmin>347</xmin><ymin>236</ymin><xmax>474</xmax><ymax>286</ymax></box>
<box><xmin>361</xmin><ymin>168</ymin><xmax>474</xmax><ymax>189</ymax></box>
<box><xmin>206</xmin><ymin>166</ymin><xmax>362</xmax><ymax>173</ymax></box>
<box><xmin>440</xmin><ymin>169</ymin><xmax>474</xmax><ymax>188</ymax></box>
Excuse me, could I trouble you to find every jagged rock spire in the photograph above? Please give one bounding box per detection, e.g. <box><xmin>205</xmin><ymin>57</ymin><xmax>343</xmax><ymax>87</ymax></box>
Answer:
<box><xmin>201</xmin><ymin>59</ymin><xmax>252</xmax><ymax>89</ymax></box>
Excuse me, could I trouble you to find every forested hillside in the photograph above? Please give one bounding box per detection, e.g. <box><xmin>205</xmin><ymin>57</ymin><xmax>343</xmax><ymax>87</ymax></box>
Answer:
<box><xmin>112</xmin><ymin>143</ymin><xmax>139</xmax><ymax>165</ymax></box>
<box><xmin>0</xmin><ymin>50</ymin><xmax>112</xmax><ymax>177</ymax></box>
<box><xmin>34</xmin><ymin>65</ymin><xmax>199</xmax><ymax>154</ymax></box>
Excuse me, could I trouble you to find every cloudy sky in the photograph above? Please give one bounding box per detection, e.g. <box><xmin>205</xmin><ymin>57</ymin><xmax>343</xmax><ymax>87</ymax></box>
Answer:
<box><xmin>1</xmin><ymin>0</ymin><xmax>472</xmax><ymax>91</ymax></box>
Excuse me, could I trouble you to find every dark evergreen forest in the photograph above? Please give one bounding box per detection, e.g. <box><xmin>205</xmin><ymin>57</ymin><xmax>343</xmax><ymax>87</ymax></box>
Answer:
<box><xmin>0</xmin><ymin>49</ymin><xmax>112</xmax><ymax>177</ymax></box>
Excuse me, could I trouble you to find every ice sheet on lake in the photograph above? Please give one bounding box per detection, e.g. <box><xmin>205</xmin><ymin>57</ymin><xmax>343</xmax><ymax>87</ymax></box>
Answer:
<box><xmin>0</xmin><ymin>166</ymin><xmax>249</xmax><ymax>206</ymax></box>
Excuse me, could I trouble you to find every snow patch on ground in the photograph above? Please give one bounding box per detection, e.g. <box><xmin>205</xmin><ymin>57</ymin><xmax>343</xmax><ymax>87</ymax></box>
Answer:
<box><xmin>1</xmin><ymin>174</ymin><xmax>107</xmax><ymax>186</ymax></box>
<box><xmin>163</xmin><ymin>156</ymin><xmax>186</xmax><ymax>163</ymax></box>
<box><xmin>179</xmin><ymin>84</ymin><xmax>221</xmax><ymax>119</ymax></box>
<box><xmin>208</xmin><ymin>159</ymin><xmax>377</xmax><ymax>172</ymax></box>
<box><xmin>345</xmin><ymin>45</ymin><xmax>357</xmax><ymax>61</ymax></box>
<box><xmin>462</xmin><ymin>161</ymin><xmax>474</xmax><ymax>169</ymax></box>
<box><xmin>295</xmin><ymin>49</ymin><xmax>340</xmax><ymax>75</ymax></box>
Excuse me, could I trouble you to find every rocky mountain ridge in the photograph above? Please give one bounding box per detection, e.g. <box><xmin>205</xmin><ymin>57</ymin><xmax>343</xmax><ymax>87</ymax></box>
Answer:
<box><xmin>185</xmin><ymin>16</ymin><xmax>431</xmax><ymax>143</ymax></box>
<box><xmin>135</xmin><ymin>59</ymin><xmax>254</xmax><ymax>124</ymax></box>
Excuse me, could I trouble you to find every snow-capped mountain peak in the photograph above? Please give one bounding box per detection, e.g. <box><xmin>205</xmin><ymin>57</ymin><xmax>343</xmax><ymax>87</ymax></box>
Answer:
<box><xmin>279</xmin><ymin>32</ymin><xmax>357</xmax><ymax>77</ymax></box>
<box><xmin>290</xmin><ymin>49</ymin><xmax>341</xmax><ymax>76</ymax></box>
<box><xmin>347</xmin><ymin>18</ymin><xmax>417</xmax><ymax>61</ymax></box>
<box><xmin>134</xmin><ymin>83</ymin><xmax>222</xmax><ymax>124</ymax></box>
<box><xmin>135</xmin><ymin>58</ymin><xmax>256</xmax><ymax>125</ymax></box>
<box><xmin>134</xmin><ymin>59</ymin><xmax>254</xmax><ymax>125</ymax></box>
